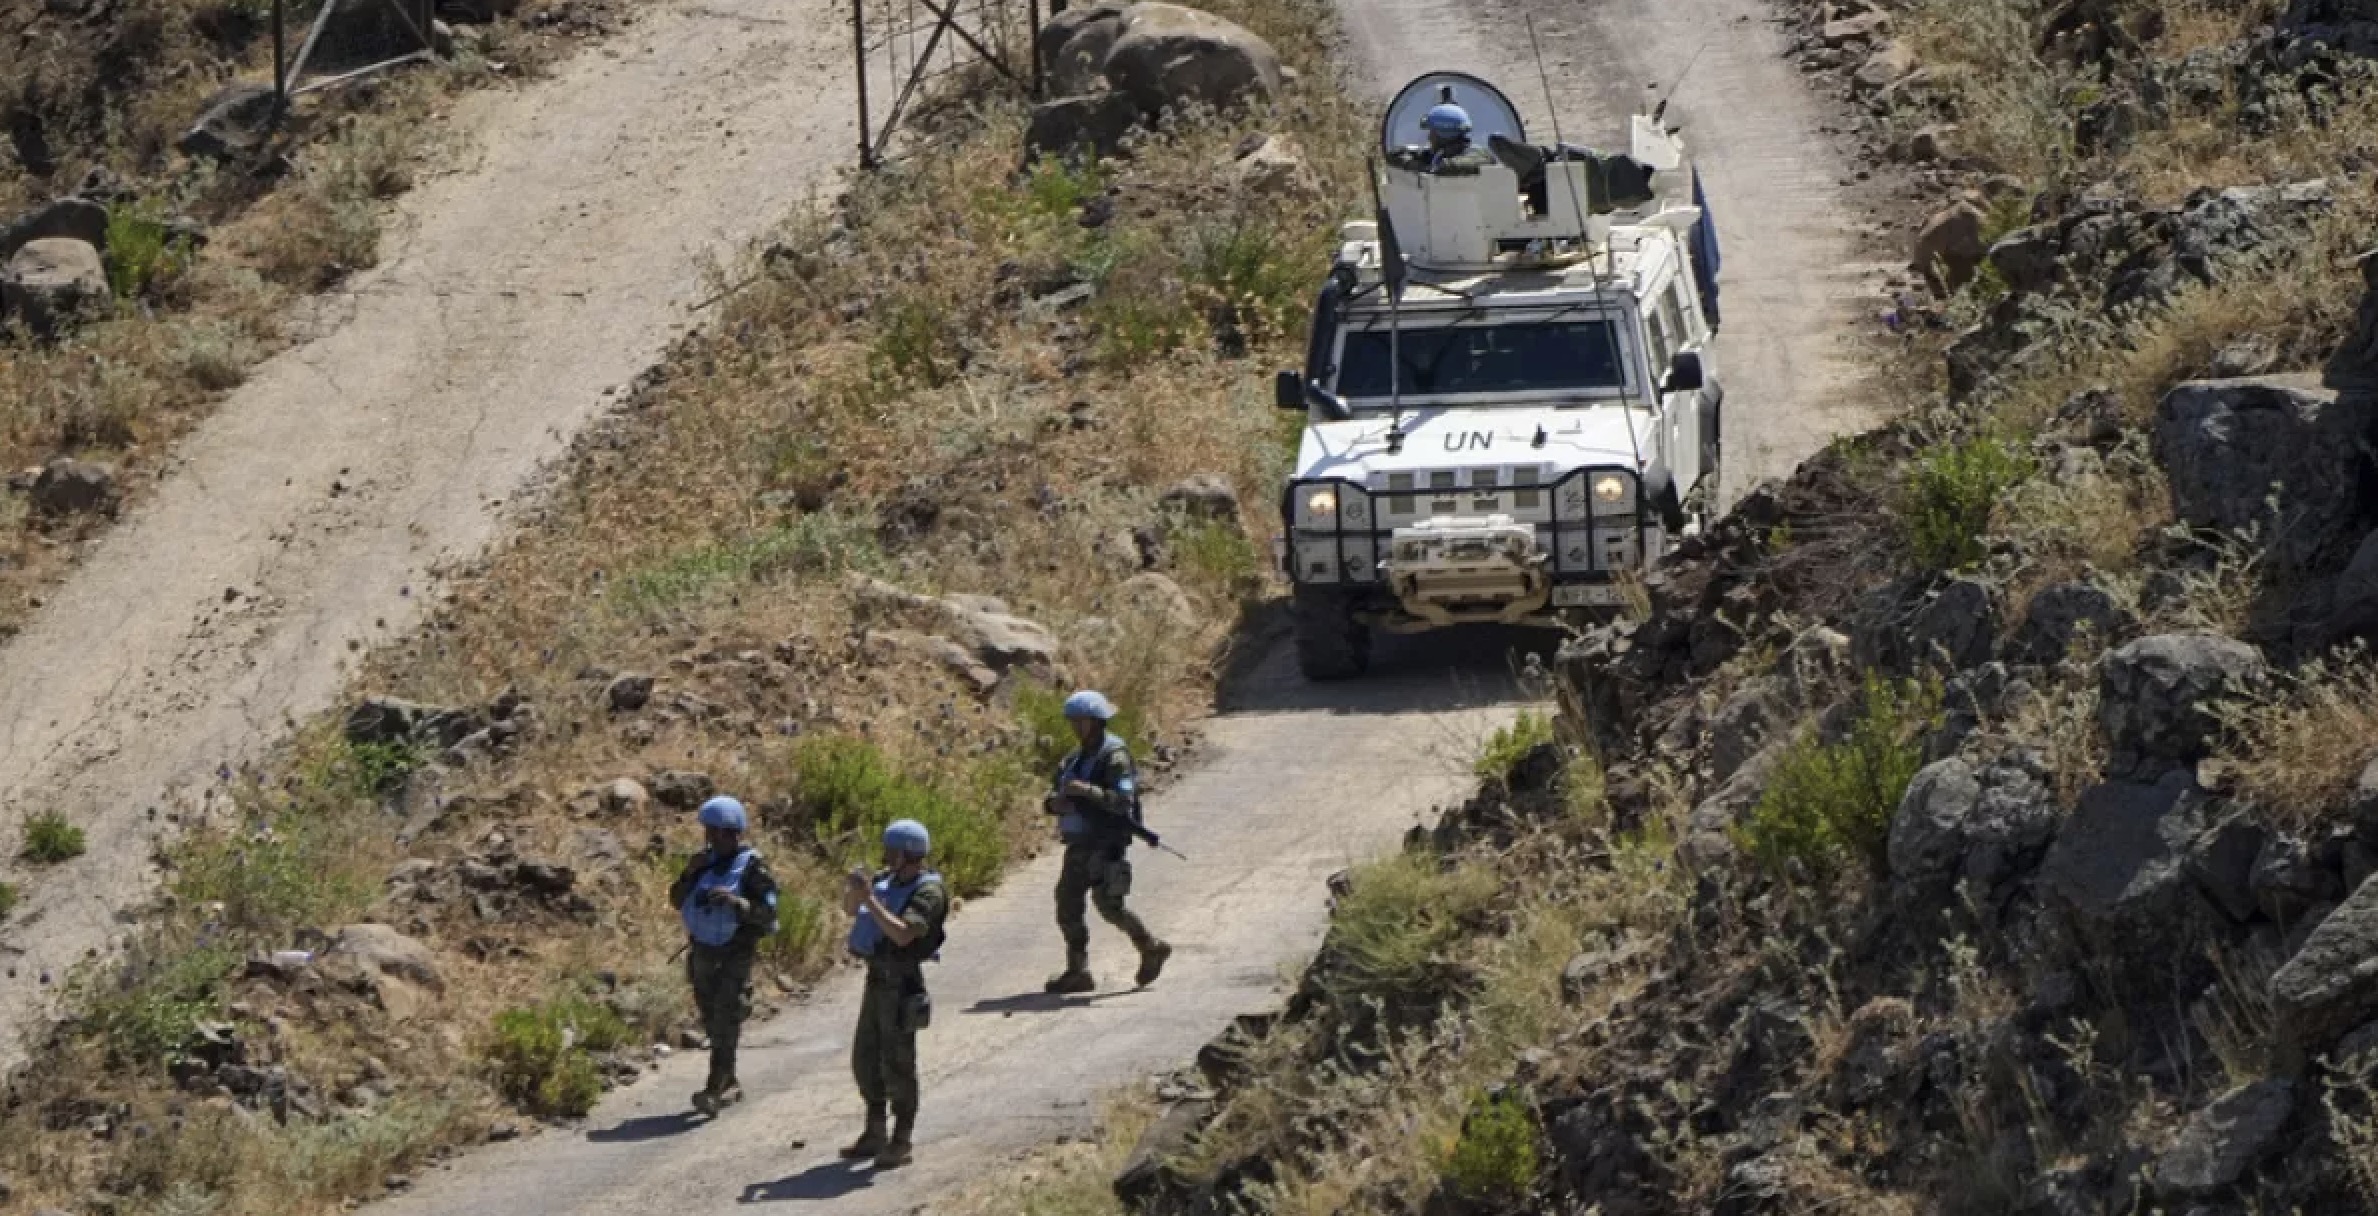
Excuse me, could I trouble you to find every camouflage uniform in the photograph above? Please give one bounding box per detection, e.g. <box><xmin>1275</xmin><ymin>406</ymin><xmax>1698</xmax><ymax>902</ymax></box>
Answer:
<box><xmin>1386</xmin><ymin>139</ymin><xmax>1496</xmax><ymax>175</ymax></box>
<box><xmin>851</xmin><ymin>874</ymin><xmax>948</xmax><ymax>1134</ymax></box>
<box><xmin>1051</xmin><ymin>734</ymin><xmax>1163</xmax><ymax>974</ymax></box>
<box><xmin>669</xmin><ymin>848</ymin><xmax>780</xmax><ymax>1095</ymax></box>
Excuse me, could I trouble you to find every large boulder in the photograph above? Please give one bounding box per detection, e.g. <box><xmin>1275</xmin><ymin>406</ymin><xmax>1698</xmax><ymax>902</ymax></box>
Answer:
<box><xmin>1849</xmin><ymin>575</ymin><xmax>1997</xmax><ymax>675</ymax></box>
<box><xmin>849</xmin><ymin>576</ymin><xmax>1061</xmax><ymax>675</ymax></box>
<box><xmin>2285</xmin><ymin>0</ymin><xmax>2378</xmax><ymax>53</ymax></box>
<box><xmin>1103</xmin><ymin>3</ymin><xmax>1282</xmax><ymax>117</ymax></box>
<box><xmin>326</xmin><ymin>924</ymin><xmax>443</xmax><ymax>990</ymax></box>
<box><xmin>28</xmin><ymin>458</ymin><xmax>118</xmax><ymax>518</ymax></box>
<box><xmin>1232</xmin><ymin>134</ymin><xmax>1319</xmax><ymax>201</ymax></box>
<box><xmin>2096</xmin><ymin>634</ymin><xmax>2263</xmax><ymax>778</ymax></box>
<box><xmin>2</xmin><ymin>237</ymin><xmax>109</xmax><ymax>335</ymax></box>
<box><xmin>2010</xmin><ymin>579</ymin><xmax>2132</xmax><ymax>665</ymax></box>
<box><xmin>1111</xmin><ymin>1097</ymin><xmax>1213</xmax><ymax>1208</ymax></box>
<box><xmin>2151</xmin><ymin>1079</ymin><xmax>2295</xmax><ymax>1199</ymax></box>
<box><xmin>2038</xmin><ymin>771</ymin><xmax>2216</xmax><ymax>953</ymax></box>
<box><xmin>2273</xmin><ymin>871</ymin><xmax>2378</xmax><ymax>1048</ymax></box>
<box><xmin>179</xmin><ymin>83</ymin><xmax>279</xmax><ymax>161</ymax></box>
<box><xmin>1039</xmin><ymin>5</ymin><xmax>1127</xmax><ymax>96</ymax></box>
<box><xmin>0</xmin><ymin>197</ymin><xmax>109</xmax><ymax>264</ymax></box>
<box><xmin>1912</xmin><ymin>201</ymin><xmax>1987</xmax><ymax>295</ymax></box>
<box><xmin>1887</xmin><ymin>756</ymin><xmax>2060</xmax><ymax>898</ymax></box>
<box><xmin>2153</xmin><ymin>376</ymin><xmax>2377</xmax><ymax>575</ymax></box>
<box><xmin>1026</xmin><ymin>92</ymin><xmax>1143</xmax><ymax>160</ymax></box>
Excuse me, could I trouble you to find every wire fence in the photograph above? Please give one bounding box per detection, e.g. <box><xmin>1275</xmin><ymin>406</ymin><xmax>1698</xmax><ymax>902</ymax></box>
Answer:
<box><xmin>852</xmin><ymin>0</ymin><xmax>1038</xmax><ymax>167</ymax></box>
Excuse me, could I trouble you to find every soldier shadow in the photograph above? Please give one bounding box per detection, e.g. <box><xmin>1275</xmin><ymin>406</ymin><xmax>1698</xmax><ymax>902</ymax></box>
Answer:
<box><xmin>585</xmin><ymin>1111</ymin><xmax>705</xmax><ymax>1143</ymax></box>
<box><xmin>737</xmin><ymin>1160</ymin><xmax>877</xmax><ymax>1203</ymax></box>
<box><xmin>963</xmin><ymin>989</ymin><xmax>1138</xmax><ymax>1016</ymax></box>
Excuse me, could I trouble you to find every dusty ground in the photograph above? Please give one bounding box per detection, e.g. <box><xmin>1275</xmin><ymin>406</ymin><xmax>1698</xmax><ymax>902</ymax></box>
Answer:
<box><xmin>0</xmin><ymin>0</ymin><xmax>854</xmax><ymax>1069</ymax></box>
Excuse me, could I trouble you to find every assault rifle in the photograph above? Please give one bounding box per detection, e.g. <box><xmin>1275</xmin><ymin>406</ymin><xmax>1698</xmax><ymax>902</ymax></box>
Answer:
<box><xmin>1046</xmin><ymin>790</ymin><xmax>1188</xmax><ymax>861</ymax></box>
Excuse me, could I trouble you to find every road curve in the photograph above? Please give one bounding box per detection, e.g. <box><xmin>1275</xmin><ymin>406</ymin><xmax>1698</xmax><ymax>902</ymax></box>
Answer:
<box><xmin>376</xmin><ymin>641</ymin><xmax>1521</xmax><ymax>1216</ymax></box>
<box><xmin>0</xmin><ymin>0</ymin><xmax>854</xmax><ymax>1067</ymax></box>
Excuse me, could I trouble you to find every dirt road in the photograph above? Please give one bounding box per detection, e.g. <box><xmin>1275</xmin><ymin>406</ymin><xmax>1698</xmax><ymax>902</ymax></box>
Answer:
<box><xmin>1341</xmin><ymin>0</ymin><xmax>1888</xmax><ymax>497</ymax></box>
<box><xmin>379</xmin><ymin>643</ymin><xmax>1519</xmax><ymax>1215</ymax></box>
<box><xmin>0</xmin><ymin>0</ymin><xmax>855</xmax><ymax>1067</ymax></box>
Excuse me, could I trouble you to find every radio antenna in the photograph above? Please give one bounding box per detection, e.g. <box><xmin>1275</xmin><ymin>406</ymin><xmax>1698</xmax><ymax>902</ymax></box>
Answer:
<box><xmin>1652</xmin><ymin>39</ymin><xmax>1712</xmax><ymax>127</ymax></box>
<box><xmin>1526</xmin><ymin>13</ymin><xmax>1645</xmax><ymax>474</ymax></box>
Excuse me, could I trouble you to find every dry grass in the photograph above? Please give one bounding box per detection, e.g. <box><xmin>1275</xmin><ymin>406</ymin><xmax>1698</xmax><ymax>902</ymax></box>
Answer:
<box><xmin>2213</xmin><ymin>648</ymin><xmax>2378</xmax><ymax>829</ymax></box>
<box><xmin>942</xmin><ymin>1087</ymin><xmax>1156</xmax><ymax>1216</ymax></box>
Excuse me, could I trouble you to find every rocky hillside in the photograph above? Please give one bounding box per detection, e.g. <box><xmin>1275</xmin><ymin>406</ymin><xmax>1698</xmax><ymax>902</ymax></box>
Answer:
<box><xmin>1004</xmin><ymin>2</ymin><xmax>2378</xmax><ymax>1213</ymax></box>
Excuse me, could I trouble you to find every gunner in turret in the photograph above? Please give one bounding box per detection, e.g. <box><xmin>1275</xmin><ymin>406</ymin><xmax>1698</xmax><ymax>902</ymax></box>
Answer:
<box><xmin>1387</xmin><ymin>101</ymin><xmax>1495</xmax><ymax>175</ymax></box>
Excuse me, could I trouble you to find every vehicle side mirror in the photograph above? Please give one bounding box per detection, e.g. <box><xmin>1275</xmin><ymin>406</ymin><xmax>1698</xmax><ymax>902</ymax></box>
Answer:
<box><xmin>1275</xmin><ymin>369</ymin><xmax>1307</xmax><ymax>411</ymax></box>
<box><xmin>1663</xmin><ymin>350</ymin><xmax>1705</xmax><ymax>394</ymax></box>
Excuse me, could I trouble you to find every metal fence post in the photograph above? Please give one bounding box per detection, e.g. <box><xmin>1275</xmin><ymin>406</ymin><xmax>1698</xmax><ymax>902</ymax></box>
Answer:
<box><xmin>853</xmin><ymin>0</ymin><xmax>877</xmax><ymax>169</ymax></box>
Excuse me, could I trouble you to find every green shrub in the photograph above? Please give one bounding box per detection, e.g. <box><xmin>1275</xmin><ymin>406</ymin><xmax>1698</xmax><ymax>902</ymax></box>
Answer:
<box><xmin>1733</xmin><ymin>675</ymin><xmax>1940</xmax><ymax>882</ymax></box>
<box><xmin>105</xmin><ymin>206</ymin><xmax>193</xmax><ymax>301</ymax></box>
<box><xmin>1474</xmin><ymin>711</ymin><xmax>1556</xmax><ymax>783</ymax></box>
<box><xmin>791</xmin><ymin>736</ymin><xmax>1005</xmax><ymax>895</ymax></box>
<box><xmin>0</xmin><ymin>881</ymin><xmax>17</xmax><ymax>921</ymax></box>
<box><xmin>758</xmin><ymin>889</ymin><xmax>832</xmax><ymax>970</ymax></box>
<box><xmin>22</xmin><ymin>810</ymin><xmax>87</xmax><ymax>863</ymax></box>
<box><xmin>1013</xmin><ymin>684</ymin><xmax>1145</xmax><ymax>775</ymax></box>
<box><xmin>1901</xmin><ymin>434</ymin><xmax>2031</xmax><ymax>572</ymax></box>
<box><xmin>81</xmin><ymin>944</ymin><xmax>241</xmax><ymax>1067</ymax></box>
<box><xmin>1188</xmin><ymin>220</ymin><xmax>1311</xmax><ymax>348</ymax></box>
<box><xmin>1330</xmin><ymin>851</ymin><xmax>1499</xmax><ymax>998</ymax></box>
<box><xmin>1440</xmin><ymin>1090</ymin><xmax>1541</xmax><ymax>1200</ymax></box>
<box><xmin>486</xmin><ymin>994</ymin><xmax>630</xmax><ymax>1117</ymax></box>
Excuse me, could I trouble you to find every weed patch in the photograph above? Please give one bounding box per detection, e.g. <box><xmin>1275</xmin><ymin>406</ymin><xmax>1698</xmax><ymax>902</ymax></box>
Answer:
<box><xmin>0</xmin><ymin>881</ymin><xmax>18</xmax><ymax>921</ymax></box>
<box><xmin>1329</xmin><ymin>850</ymin><xmax>1499</xmax><ymax>998</ymax></box>
<box><xmin>2214</xmin><ymin>650</ymin><xmax>2378</xmax><ymax>831</ymax></box>
<box><xmin>1439</xmin><ymin>1089</ymin><xmax>1541</xmax><ymax>1201</ymax></box>
<box><xmin>1475</xmin><ymin>711</ymin><xmax>1556</xmax><ymax>784</ymax></box>
<box><xmin>791</xmin><ymin>735</ymin><xmax>1008</xmax><ymax>896</ymax></box>
<box><xmin>22</xmin><ymin>810</ymin><xmax>89</xmax><ymax>863</ymax></box>
<box><xmin>1735</xmin><ymin>676</ymin><xmax>1940</xmax><ymax>882</ymax></box>
<box><xmin>1901</xmin><ymin>434</ymin><xmax>2031</xmax><ymax>573</ymax></box>
<box><xmin>79</xmin><ymin>942</ymin><xmax>242</xmax><ymax>1068</ymax></box>
<box><xmin>485</xmin><ymin>992</ymin><xmax>631</xmax><ymax>1117</ymax></box>
<box><xmin>613</xmin><ymin>512</ymin><xmax>883</xmax><ymax>615</ymax></box>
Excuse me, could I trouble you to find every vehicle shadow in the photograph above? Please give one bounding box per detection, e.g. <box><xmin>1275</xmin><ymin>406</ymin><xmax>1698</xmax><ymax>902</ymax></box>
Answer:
<box><xmin>738</xmin><ymin>1159</ymin><xmax>877</xmax><ymax>1203</ymax></box>
<box><xmin>1216</xmin><ymin>611</ymin><xmax>1561</xmax><ymax>717</ymax></box>
<box><xmin>963</xmin><ymin>989</ymin><xmax>1138</xmax><ymax>1016</ymax></box>
<box><xmin>585</xmin><ymin>1111</ymin><xmax>705</xmax><ymax>1143</ymax></box>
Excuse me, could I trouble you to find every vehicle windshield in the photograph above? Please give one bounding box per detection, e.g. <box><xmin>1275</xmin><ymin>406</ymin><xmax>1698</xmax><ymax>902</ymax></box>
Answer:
<box><xmin>1336</xmin><ymin>319</ymin><xmax>1627</xmax><ymax>401</ymax></box>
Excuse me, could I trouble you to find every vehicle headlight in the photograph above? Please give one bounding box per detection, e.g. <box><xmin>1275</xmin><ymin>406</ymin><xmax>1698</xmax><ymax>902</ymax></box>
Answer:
<box><xmin>1592</xmin><ymin>474</ymin><xmax>1633</xmax><ymax>509</ymax></box>
<box><xmin>1305</xmin><ymin>487</ymin><xmax>1338</xmax><ymax>518</ymax></box>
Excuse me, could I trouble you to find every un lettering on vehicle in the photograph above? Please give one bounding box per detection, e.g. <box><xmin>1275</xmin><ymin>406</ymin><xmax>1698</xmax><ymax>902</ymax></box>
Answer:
<box><xmin>1445</xmin><ymin>431</ymin><xmax>1493</xmax><ymax>452</ymax></box>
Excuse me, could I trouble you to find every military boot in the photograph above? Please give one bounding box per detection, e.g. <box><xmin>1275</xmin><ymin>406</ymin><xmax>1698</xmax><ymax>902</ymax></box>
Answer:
<box><xmin>1135</xmin><ymin>940</ymin><xmax>1173</xmax><ymax>988</ymax></box>
<box><xmin>840</xmin><ymin>1110</ymin><xmax>888</xmax><ymax>1159</ymax></box>
<box><xmin>691</xmin><ymin>1070</ymin><xmax>735</xmax><ymax>1115</ymax></box>
<box><xmin>1045</xmin><ymin>949</ymin><xmax>1096</xmax><ymax>994</ymax></box>
<box><xmin>874</xmin><ymin>1116</ymin><xmax>915</xmax><ymax>1169</ymax></box>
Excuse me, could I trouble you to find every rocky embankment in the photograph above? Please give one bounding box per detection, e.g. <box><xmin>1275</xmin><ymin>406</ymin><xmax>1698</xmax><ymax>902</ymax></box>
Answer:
<box><xmin>1065</xmin><ymin>2</ymin><xmax>2378</xmax><ymax>1213</ymax></box>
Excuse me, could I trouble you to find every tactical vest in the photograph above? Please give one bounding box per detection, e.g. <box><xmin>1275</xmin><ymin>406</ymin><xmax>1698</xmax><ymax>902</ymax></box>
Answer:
<box><xmin>1056</xmin><ymin>735</ymin><xmax>1134</xmax><ymax>843</ymax></box>
<box><xmin>680</xmin><ymin>847</ymin><xmax>759</xmax><ymax>948</ymax></box>
<box><xmin>847</xmin><ymin>869</ymin><xmax>944</xmax><ymax>963</ymax></box>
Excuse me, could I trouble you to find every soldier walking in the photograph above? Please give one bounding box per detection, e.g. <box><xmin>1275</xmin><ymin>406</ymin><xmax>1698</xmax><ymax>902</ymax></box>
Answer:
<box><xmin>1043</xmin><ymin>690</ymin><xmax>1171</xmax><ymax>995</ymax></box>
<box><xmin>669</xmin><ymin>796</ymin><xmax>781</xmax><ymax>1115</ymax></box>
<box><xmin>840</xmin><ymin>818</ymin><xmax>948</xmax><ymax>1170</ymax></box>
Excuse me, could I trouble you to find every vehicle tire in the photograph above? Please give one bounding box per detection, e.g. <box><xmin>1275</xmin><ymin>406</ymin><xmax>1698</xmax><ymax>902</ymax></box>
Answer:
<box><xmin>1292</xmin><ymin>587</ymin><xmax>1370</xmax><ymax>680</ymax></box>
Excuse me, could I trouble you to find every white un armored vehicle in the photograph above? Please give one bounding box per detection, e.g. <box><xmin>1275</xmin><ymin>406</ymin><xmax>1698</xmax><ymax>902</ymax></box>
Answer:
<box><xmin>1274</xmin><ymin>73</ymin><xmax>1725</xmax><ymax>680</ymax></box>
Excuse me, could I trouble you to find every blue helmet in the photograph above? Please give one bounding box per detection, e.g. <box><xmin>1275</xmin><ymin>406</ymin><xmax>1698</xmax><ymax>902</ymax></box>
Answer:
<box><xmin>697</xmin><ymin>796</ymin><xmax>748</xmax><ymax>832</ymax></box>
<box><xmin>1062</xmin><ymin>689</ymin><xmax>1118</xmax><ymax>721</ymax></box>
<box><xmin>1423</xmin><ymin>103</ymin><xmax>1473</xmax><ymax>140</ymax></box>
<box><xmin>883</xmin><ymin>818</ymin><xmax>931</xmax><ymax>857</ymax></box>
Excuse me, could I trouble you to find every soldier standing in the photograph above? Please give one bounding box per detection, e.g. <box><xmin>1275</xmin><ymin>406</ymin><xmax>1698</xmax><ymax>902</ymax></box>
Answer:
<box><xmin>669</xmin><ymin>796</ymin><xmax>781</xmax><ymax>1115</ymax></box>
<box><xmin>840</xmin><ymin>818</ymin><xmax>948</xmax><ymax>1170</ymax></box>
<box><xmin>1043</xmin><ymin>690</ymin><xmax>1171</xmax><ymax>995</ymax></box>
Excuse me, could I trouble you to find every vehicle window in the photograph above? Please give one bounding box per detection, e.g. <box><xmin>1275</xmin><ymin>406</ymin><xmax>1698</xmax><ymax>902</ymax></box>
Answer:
<box><xmin>1336</xmin><ymin>320</ymin><xmax>1627</xmax><ymax>401</ymax></box>
<box><xmin>1660</xmin><ymin>283</ymin><xmax>1691</xmax><ymax>347</ymax></box>
<box><xmin>1645</xmin><ymin>310</ymin><xmax>1671</xmax><ymax>375</ymax></box>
